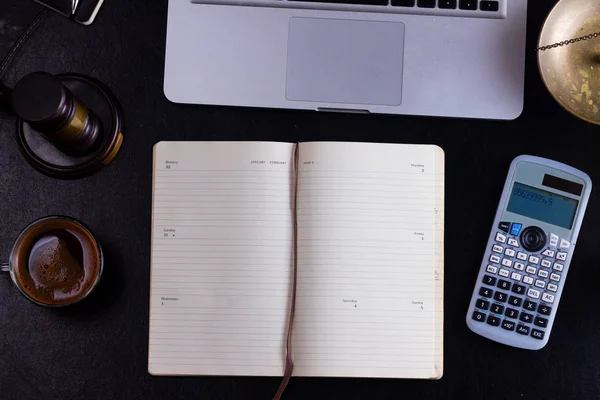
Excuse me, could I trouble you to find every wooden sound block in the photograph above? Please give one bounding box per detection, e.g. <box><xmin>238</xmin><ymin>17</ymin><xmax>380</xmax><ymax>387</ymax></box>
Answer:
<box><xmin>17</xmin><ymin>74</ymin><xmax>124</xmax><ymax>179</ymax></box>
<box><xmin>538</xmin><ymin>0</ymin><xmax>600</xmax><ymax>125</ymax></box>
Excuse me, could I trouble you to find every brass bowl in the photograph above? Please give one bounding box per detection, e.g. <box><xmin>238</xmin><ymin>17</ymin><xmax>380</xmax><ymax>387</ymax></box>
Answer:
<box><xmin>538</xmin><ymin>0</ymin><xmax>600</xmax><ymax>125</ymax></box>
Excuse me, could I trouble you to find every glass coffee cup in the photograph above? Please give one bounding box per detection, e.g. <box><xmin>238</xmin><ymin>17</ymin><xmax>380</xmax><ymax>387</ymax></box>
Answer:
<box><xmin>1</xmin><ymin>216</ymin><xmax>103</xmax><ymax>307</ymax></box>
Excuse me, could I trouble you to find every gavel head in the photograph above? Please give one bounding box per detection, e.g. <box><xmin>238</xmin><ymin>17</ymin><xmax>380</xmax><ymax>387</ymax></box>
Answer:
<box><xmin>4</xmin><ymin>71</ymin><xmax>124</xmax><ymax>179</ymax></box>
<box><xmin>11</xmin><ymin>72</ymin><xmax>102</xmax><ymax>156</ymax></box>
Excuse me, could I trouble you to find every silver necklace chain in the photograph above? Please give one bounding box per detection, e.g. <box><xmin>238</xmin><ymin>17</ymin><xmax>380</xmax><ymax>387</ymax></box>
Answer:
<box><xmin>537</xmin><ymin>31</ymin><xmax>600</xmax><ymax>51</ymax></box>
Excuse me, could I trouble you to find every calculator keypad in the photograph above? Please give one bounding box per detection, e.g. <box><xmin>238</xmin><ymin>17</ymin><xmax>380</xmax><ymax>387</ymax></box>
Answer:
<box><xmin>472</xmin><ymin>222</ymin><xmax>572</xmax><ymax>342</ymax></box>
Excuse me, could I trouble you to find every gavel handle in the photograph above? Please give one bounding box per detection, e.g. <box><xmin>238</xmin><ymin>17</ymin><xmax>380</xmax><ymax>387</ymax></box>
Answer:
<box><xmin>0</xmin><ymin>82</ymin><xmax>12</xmax><ymax>113</ymax></box>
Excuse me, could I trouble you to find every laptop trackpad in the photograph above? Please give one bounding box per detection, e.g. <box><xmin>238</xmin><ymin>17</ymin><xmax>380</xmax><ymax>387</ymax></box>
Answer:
<box><xmin>286</xmin><ymin>18</ymin><xmax>405</xmax><ymax>106</ymax></box>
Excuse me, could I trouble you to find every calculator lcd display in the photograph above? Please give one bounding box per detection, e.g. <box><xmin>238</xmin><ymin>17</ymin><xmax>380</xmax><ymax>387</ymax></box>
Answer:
<box><xmin>507</xmin><ymin>182</ymin><xmax>578</xmax><ymax>229</ymax></box>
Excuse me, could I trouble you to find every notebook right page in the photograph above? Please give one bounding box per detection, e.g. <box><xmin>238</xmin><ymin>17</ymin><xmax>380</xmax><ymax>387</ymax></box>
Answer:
<box><xmin>294</xmin><ymin>142</ymin><xmax>444</xmax><ymax>379</ymax></box>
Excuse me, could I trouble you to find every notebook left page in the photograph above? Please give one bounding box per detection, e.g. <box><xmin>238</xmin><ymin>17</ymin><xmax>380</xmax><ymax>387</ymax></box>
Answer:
<box><xmin>148</xmin><ymin>141</ymin><xmax>296</xmax><ymax>376</ymax></box>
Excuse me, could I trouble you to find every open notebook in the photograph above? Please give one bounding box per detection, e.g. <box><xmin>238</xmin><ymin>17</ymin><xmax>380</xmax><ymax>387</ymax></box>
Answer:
<box><xmin>149</xmin><ymin>141</ymin><xmax>445</xmax><ymax>379</ymax></box>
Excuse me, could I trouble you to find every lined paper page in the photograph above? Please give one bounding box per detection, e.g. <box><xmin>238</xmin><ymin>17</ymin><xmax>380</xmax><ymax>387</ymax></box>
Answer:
<box><xmin>148</xmin><ymin>141</ymin><xmax>295</xmax><ymax>376</ymax></box>
<box><xmin>294</xmin><ymin>142</ymin><xmax>444</xmax><ymax>379</ymax></box>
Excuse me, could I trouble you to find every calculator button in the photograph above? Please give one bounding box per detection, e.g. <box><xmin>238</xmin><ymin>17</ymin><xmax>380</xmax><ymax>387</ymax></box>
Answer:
<box><xmin>495</xmin><ymin>232</ymin><xmax>507</xmax><ymax>243</ymax></box>
<box><xmin>535</xmin><ymin>279</ymin><xmax>546</xmax><ymax>289</ymax></box>
<box><xmin>513</xmin><ymin>262</ymin><xmax>525</xmax><ymax>271</ymax></box>
<box><xmin>516</xmin><ymin>252</ymin><xmax>528</xmax><ymax>261</ymax></box>
<box><xmin>499</xmin><ymin>269</ymin><xmax>510</xmax><ymax>278</ymax></box>
<box><xmin>493</xmin><ymin>292</ymin><xmax>508</xmax><ymax>302</ymax></box>
<box><xmin>542</xmin><ymin>249</ymin><xmax>555</xmax><ymax>258</ymax></box>
<box><xmin>553</xmin><ymin>263</ymin><xmax>564</xmax><ymax>272</ymax></box>
<box><xmin>542</xmin><ymin>293</ymin><xmax>555</xmax><ymax>303</ymax></box>
<box><xmin>557</xmin><ymin>252</ymin><xmax>567</xmax><ymax>261</ymax></box>
<box><xmin>482</xmin><ymin>275</ymin><xmax>497</xmax><ymax>286</ymax></box>
<box><xmin>479</xmin><ymin>287</ymin><xmax>493</xmax><ymax>298</ymax></box>
<box><xmin>501</xmin><ymin>320</ymin><xmax>516</xmax><ymax>331</ymax></box>
<box><xmin>505</xmin><ymin>248</ymin><xmax>516</xmax><ymax>257</ymax></box>
<box><xmin>511</xmin><ymin>284</ymin><xmax>526</xmax><ymax>295</ymax></box>
<box><xmin>559</xmin><ymin>238</ymin><xmax>570</xmax><ymax>249</ymax></box>
<box><xmin>541</xmin><ymin>259</ymin><xmax>552</xmax><ymax>268</ymax></box>
<box><xmin>472</xmin><ymin>311</ymin><xmax>486</xmax><ymax>322</ymax></box>
<box><xmin>527</xmin><ymin>288</ymin><xmax>541</xmax><ymax>299</ymax></box>
<box><xmin>510</xmin><ymin>272</ymin><xmax>522</xmax><ymax>282</ymax></box>
<box><xmin>498</xmin><ymin>221</ymin><xmax>510</xmax><ymax>233</ymax></box>
<box><xmin>417</xmin><ymin>0</ymin><xmax>436</xmax><ymax>8</ymax></box>
<box><xmin>538</xmin><ymin>304</ymin><xmax>552</xmax><ymax>315</ymax></box>
<box><xmin>476</xmin><ymin>299</ymin><xmax>490</xmax><ymax>310</ymax></box>
<box><xmin>490</xmin><ymin>255</ymin><xmax>501</xmax><ymax>264</ymax></box>
<box><xmin>519</xmin><ymin>312</ymin><xmax>533</xmax><ymax>323</ymax></box>
<box><xmin>538</xmin><ymin>270</ymin><xmax>549</xmax><ymax>278</ymax></box>
<box><xmin>497</xmin><ymin>280</ymin><xmax>511</xmax><ymax>290</ymax></box>
<box><xmin>487</xmin><ymin>315</ymin><xmax>501</xmax><ymax>326</ymax></box>
<box><xmin>547</xmin><ymin>283</ymin><xmax>558</xmax><ymax>292</ymax></box>
<box><xmin>534</xmin><ymin>280</ymin><xmax>546</xmax><ymax>289</ymax></box>
<box><xmin>531</xmin><ymin>329</ymin><xmax>545</xmax><ymax>340</ymax></box>
<box><xmin>508</xmin><ymin>296</ymin><xmax>522</xmax><ymax>307</ymax></box>
<box><xmin>529</xmin><ymin>256</ymin><xmax>540</xmax><ymax>265</ymax></box>
<box><xmin>534</xmin><ymin>316</ymin><xmax>548</xmax><ymax>328</ymax></box>
<box><xmin>549</xmin><ymin>234</ymin><xmax>559</xmax><ymax>247</ymax></box>
<box><xmin>486</xmin><ymin>265</ymin><xmax>498</xmax><ymax>274</ymax></box>
<box><xmin>492</xmin><ymin>244</ymin><xmax>504</xmax><ymax>253</ymax></box>
<box><xmin>505</xmin><ymin>308</ymin><xmax>519</xmax><ymax>319</ymax></box>
<box><xmin>523</xmin><ymin>276</ymin><xmax>534</xmax><ymax>285</ymax></box>
<box><xmin>521</xmin><ymin>226</ymin><xmax>546</xmax><ymax>252</ymax></box>
<box><xmin>510</xmin><ymin>223</ymin><xmax>522</xmax><ymax>236</ymax></box>
<box><xmin>507</xmin><ymin>238</ymin><xmax>519</xmax><ymax>247</ymax></box>
<box><xmin>523</xmin><ymin>300</ymin><xmax>537</xmax><ymax>311</ymax></box>
<box><xmin>550</xmin><ymin>273</ymin><xmax>561</xmax><ymax>282</ymax></box>
<box><xmin>526</xmin><ymin>266</ymin><xmax>537</xmax><ymax>274</ymax></box>
<box><xmin>501</xmin><ymin>259</ymin><xmax>513</xmax><ymax>268</ymax></box>
<box><xmin>491</xmin><ymin>304</ymin><xmax>504</xmax><ymax>314</ymax></box>
<box><xmin>516</xmin><ymin>325</ymin><xmax>530</xmax><ymax>335</ymax></box>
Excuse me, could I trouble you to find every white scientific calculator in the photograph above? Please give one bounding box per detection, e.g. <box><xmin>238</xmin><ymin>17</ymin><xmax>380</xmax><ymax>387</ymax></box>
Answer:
<box><xmin>466</xmin><ymin>155</ymin><xmax>592</xmax><ymax>349</ymax></box>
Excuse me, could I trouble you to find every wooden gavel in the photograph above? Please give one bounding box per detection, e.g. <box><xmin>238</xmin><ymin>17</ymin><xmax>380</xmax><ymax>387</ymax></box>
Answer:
<box><xmin>0</xmin><ymin>72</ymin><xmax>102</xmax><ymax>156</ymax></box>
<box><xmin>0</xmin><ymin>71</ymin><xmax>124</xmax><ymax>179</ymax></box>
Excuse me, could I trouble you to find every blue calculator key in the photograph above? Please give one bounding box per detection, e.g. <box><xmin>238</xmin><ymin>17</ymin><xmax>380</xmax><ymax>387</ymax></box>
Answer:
<box><xmin>510</xmin><ymin>223</ymin><xmax>522</xmax><ymax>236</ymax></box>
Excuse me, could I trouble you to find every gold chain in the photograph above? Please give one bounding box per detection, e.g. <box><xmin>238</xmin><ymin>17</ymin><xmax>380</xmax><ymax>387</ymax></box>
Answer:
<box><xmin>537</xmin><ymin>31</ymin><xmax>600</xmax><ymax>51</ymax></box>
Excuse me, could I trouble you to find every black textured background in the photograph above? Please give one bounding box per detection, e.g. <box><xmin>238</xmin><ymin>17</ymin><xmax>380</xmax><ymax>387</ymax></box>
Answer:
<box><xmin>1</xmin><ymin>1</ymin><xmax>600</xmax><ymax>399</ymax></box>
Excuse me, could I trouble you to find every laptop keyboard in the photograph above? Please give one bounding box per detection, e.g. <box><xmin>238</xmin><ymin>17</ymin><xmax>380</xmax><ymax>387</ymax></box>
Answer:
<box><xmin>191</xmin><ymin>0</ymin><xmax>505</xmax><ymax>18</ymax></box>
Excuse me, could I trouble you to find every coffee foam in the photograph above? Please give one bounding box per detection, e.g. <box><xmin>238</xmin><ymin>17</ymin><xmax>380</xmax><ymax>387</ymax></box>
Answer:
<box><xmin>11</xmin><ymin>218</ymin><xmax>101</xmax><ymax>306</ymax></box>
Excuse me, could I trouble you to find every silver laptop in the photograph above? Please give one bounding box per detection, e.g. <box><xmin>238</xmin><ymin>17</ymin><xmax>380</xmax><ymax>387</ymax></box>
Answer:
<box><xmin>164</xmin><ymin>0</ymin><xmax>527</xmax><ymax>119</ymax></box>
